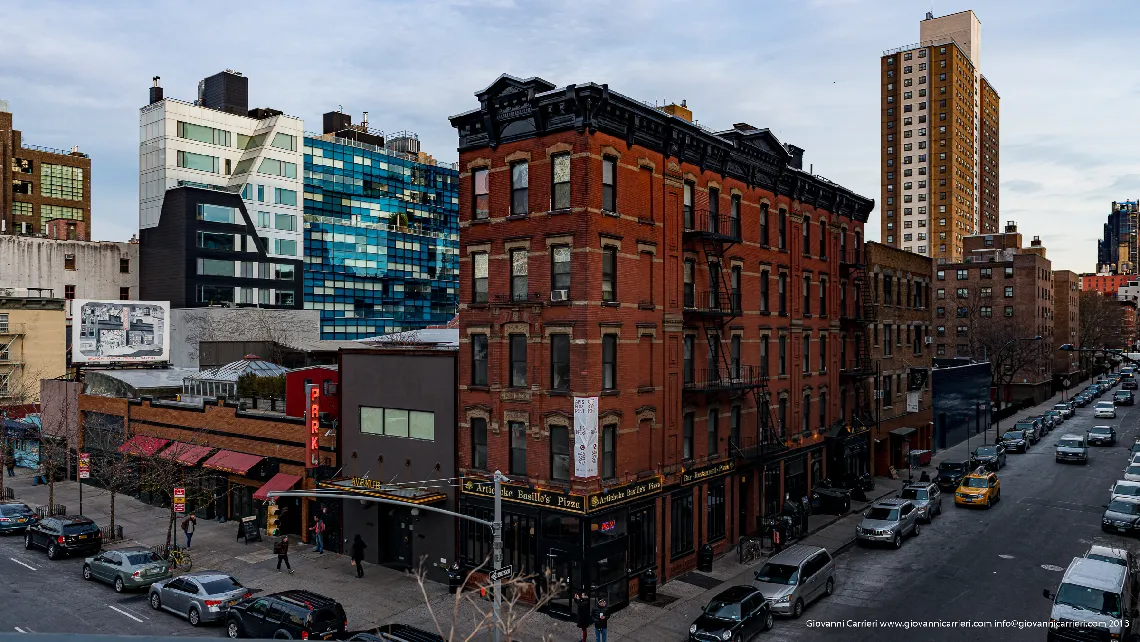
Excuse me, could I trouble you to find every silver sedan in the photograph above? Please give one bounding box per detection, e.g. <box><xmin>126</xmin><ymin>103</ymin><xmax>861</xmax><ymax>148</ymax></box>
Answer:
<box><xmin>83</xmin><ymin>547</ymin><xmax>171</xmax><ymax>593</ymax></box>
<box><xmin>148</xmin><ymin>572</ymin><xmax>251</xmax><ymax>627</ymax></box>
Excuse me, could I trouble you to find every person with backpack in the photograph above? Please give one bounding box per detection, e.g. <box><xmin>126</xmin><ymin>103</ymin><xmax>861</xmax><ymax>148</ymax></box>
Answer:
<box><xmin>274</xmin><ymin>535</ymin><xmax>293</xmax><ymax>573</ymax></box>
<box><xmin>309</xmin><ymin>516</ymin><xmax>325</xmax><ymax>554</ymax></box>
<box><xmin>350</xmin><ymin>534</ymin><xmax>366</xmax><ymax>578</ymax></box>
<box><xmin>181</xmin><ymin>514</ymin><xmax>197</xmax><ymax>549</ymax></box>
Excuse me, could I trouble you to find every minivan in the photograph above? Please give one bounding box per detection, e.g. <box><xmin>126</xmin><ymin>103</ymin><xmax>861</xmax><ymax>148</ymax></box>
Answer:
<box><xmin>1044</xmin><ymin>557</ymin><xmax>1138</xmax><ymax>641</ymax></box>
<box><xmin>753</xmin><ymin>545</ymin><xmax>836</xmax><ymax>618</ymax></box>
<box><xmin>1055</xmin><ymin>434</ymin><xmax>1089</xmax><ymax>465</ymax></box>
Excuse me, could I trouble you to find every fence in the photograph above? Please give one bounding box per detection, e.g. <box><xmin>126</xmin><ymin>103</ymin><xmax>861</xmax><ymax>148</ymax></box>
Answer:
<box><xmin>35</xmin><ymin>504</ymin><xmax>66</xmax><ymax>518</ymax></box>
<box><xmin>2</xmin><ymin>487</ymin><xmax>13</xmax><ymax>500</ymax></box>
<box><xmin>101</xmin><ymin>525</ymin><xmax>124</xmax><ymax>542</ymax></box>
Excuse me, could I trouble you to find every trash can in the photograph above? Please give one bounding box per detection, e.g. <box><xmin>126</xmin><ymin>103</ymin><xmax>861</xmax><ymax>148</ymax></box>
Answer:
<box><xmin>698</xmin><ymin>543</ymin><xmax>714</xmax><ymax>572</ymax></box>
<box><xmin>447</xmin><ymin>563</ymin><xmax>462</xmax><ymax>594</ymax></box>
<box><xmin>639</xmin><ymin>568</ymin><xmax>657</xmax><ymax>602</ymax></box>
<box><xmin>813</xmin><ymin>488</ymin><xmax>851</xmax><ymax>515</ymax></box>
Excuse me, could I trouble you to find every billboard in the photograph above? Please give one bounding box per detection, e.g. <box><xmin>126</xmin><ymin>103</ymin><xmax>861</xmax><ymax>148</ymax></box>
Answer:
<box><xmin>72</xmin><ymin>300</ymin><xmax>170</xmax><ymax>364</ymax></box>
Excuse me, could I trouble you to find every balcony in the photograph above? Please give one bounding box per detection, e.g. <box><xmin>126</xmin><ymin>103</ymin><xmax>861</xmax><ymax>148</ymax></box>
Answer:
<box><xmin>839</xmin><ymin>361</ymin><xmax>874</xmax><ymax>378</ymax></box>
<box><xmin>683</xmin><ymin>365</ymin><xmax>764</xmax><ymax>393</ymax></box>
<box><xmin>838</xmin><ymin>249</ymin><xmax>865</xmax><ymax>272</ymax></box>
<box><xmin>683</xmin><ymin>209</ymin><xmax>741</xmax><ymax>243</ymax></box>
<box><xmin>683</xmin><ymin>290</ymin><xmax>741</xmax><ymax>317</ymax></box>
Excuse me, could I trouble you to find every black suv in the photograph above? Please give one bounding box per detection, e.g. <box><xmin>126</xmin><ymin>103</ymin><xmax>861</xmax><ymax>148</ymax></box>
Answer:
<box><xmin>226</xmin><ymin>590</ymin><xmax>346</xmax><ymax>640</ymax></box>
<box><xmin>348</xmin><ymin>624</ymin><xmax>446</xmax><ymax>642</ymax></box>
<box><xmin>934</xmin><ymin>459</ymin><xmax>971</xmax><ymax>491</ymax></box>
<box><xmin>24</xmin><ymin>515</ymin><xmax>101</xmax><ymax>559</ymax></box>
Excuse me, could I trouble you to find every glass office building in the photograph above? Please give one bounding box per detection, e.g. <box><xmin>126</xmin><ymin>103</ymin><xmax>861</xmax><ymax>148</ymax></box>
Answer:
<box><xmin>303</xmin><ymin>133</ymin><xmax>459</xmax><ymax>340</ymax></box>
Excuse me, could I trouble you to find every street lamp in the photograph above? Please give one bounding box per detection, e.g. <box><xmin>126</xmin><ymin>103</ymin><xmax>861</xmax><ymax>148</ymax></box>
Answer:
<box><xmin>993</xmin><ymin>336</ymin><xmax>1043</xmax><ymax>444</ymax></box>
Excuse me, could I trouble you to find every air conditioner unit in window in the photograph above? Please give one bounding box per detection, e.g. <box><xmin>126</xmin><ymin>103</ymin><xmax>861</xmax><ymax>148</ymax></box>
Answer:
<box><xmin>925</xmin><ymin>336</ymin><xmax>934</xmax><ymax>345</ymax></box>
<box><xmin>551</xmin><ymin>289</ymin><xmax>569</xmax><ymax>302</ymax></box>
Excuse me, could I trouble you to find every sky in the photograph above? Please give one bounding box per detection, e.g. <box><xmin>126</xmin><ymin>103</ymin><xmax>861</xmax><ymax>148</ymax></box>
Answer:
<box><xmin>1</xmin><ymin>0</ymin><xmax>1136</xmax><ymax>273</ymax></box>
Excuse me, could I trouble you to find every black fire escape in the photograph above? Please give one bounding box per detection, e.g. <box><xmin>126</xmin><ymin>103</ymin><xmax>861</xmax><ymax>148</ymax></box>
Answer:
<box><xmin>681</xmin><ymin>206</ymin><xmax>785</xmax><ymax>462</ymax></box>
<box><xmin>839</xmin><ymin>246</ymin><xmax>876</xmax><ymax>431</ymax></box>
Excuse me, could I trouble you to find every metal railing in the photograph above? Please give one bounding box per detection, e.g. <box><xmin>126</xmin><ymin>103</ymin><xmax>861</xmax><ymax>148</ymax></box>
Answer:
<box><xmin>0</xmin><ymin>323</ymin><xmax>26</xmax><ymax>335</ymax></box>
<box><xmin>882</xmin><ymin>36</ymin><xmax>961</xmax><ymax>57</ymax></box>
<box><xmin>683</xmin><ymin>366</ymin><xmax>764</xmax><ymax>392</ymax></box>
<box><xmin>21</xmin><ymin>143</ymin><xmax>88</xmax><ymax>158</ymax></box>
<box><xmin>683</xmin><ymin>209</ymin><xmax>741</xmax><ymax>241</ymax></box>
<box><xmin>305</xmin><ymin>132</ymin><xmax>459</xmax><ymax>170</ymax></box>
<box><xmin>35</xmin><ymin>504</ymin><xmax>66</xmax><ymax>518</ymax></box>
<box><xmin>683</xmin><ymin>290</ymin><xmax>741</xmax><ymax>315</ymax></box>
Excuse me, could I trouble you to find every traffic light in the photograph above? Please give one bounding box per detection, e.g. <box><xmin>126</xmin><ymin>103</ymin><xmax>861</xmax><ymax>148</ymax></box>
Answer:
<box><xmin>266</xmin><ymin>502</ymin><xmax>279</xmax><ymax>536</ymax></box>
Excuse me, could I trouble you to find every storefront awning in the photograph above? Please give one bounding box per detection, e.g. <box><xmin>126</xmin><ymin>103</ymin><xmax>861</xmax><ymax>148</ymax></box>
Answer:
<box><xmin>318</xmin><ymin>477</ymin><xmax>448</xmax><ymax>505</ymax></box>
<box><xmin>157</xmin><ymin>442</ymin><xmax>214</xmax><ymax>466</ymax></box>
<box><xmin>202</xmin><ymin>449</ymin><xmax>265</xmax><ymax>474</ymax></box>
<box><xmin>118</xmin><ymin>435</ymin><xmax>170</xmax><ymax>457</ymax></box>
<box><xmin>253</xmin><ymin>472</ymin><xmax>302</xmax><ymax>501</ymax></box>
<box><xmin>889</xmin><ymin>427</ymin><xmax>917</xmax><ymax>438</ymax></box>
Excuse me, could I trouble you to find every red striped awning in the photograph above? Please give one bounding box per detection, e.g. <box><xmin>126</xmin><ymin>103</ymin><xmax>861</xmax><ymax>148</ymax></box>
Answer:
<box><xmin>202</xmin><ymin>449</ymin><xmax>264</xmax><ymax>474</ymax></box>
<box><xmin>117</xmin><ymin>435</ymin><xmax>169</xmax><ymax>457</ymax></box>
<box><xmin>253</xmin><ymin>473</ymin><xmax>302</xmax><ymax>501</ymax></box>
<box><xmin>157</xmin><ymin>442</ymin><xmax>214</xmax><ymax>466</ymax></box>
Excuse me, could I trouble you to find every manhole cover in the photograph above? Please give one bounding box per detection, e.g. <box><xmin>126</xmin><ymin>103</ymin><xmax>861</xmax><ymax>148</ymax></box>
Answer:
<box><xmin>998</xmin><ymin>554</ymin><xmax>1014</xmax><ymax>559</ymax></box>
<box><xmin>1041</xmin><ymin>564</ymin><xmax>1065</xmax><ymax>572</ymax></box>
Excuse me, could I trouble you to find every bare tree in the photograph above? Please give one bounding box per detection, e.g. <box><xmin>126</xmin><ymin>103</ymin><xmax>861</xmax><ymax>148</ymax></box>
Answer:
<box><xmin>1080</xmin><ymin>291</ymin><xmax>1126</xmax><ymax>375</ymax></box>
<box><xmin>954</xmin><ymin>293</ymin><xmax>1050</xmax><ymax>409</ymax></box>
<box><xmin>36</xmin><ymin>383</ymin><xmax>80</xmax><ymax>512</ymax></box>
<box><xmin>135</xmin><ymin>435</ymin><xmax>218</xmax><ymax>548</ymax></box>
<box><xmin>80</xmin><ymin>412</ymin><xmax>136</xmax><ymax>539</ymax></box>
<box><xmin>413</xmin><ymin>559</ymin><xmax>564</xmax><ymax>642</ymax></box>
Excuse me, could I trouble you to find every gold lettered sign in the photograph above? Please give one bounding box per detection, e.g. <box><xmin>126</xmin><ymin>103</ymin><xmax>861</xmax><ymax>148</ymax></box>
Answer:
<box><xmin>461</xmin><ymin>479</ymin><xmax>586</xmax><ymax>514</ymax></box>
<box><xmin>586</xmin><ymin>476</ymin><xmax>663</xmax><ymax>512</ymax></box>
<box><xmin>681</xmin><ymin>460</ymin><xmax>736</xmax><ymax>486</ymax></box>
<box><xmin>351</xmin><ymin>477</ymin><xmax>385</xmax><ymax>491</ymax></box>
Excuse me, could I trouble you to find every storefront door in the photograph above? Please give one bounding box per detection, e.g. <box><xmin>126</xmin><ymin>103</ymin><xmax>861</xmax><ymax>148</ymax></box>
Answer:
<box><xmin>544</xmin><ymin>550</ymin><xmax>575</xmax><ymax>617</ymax></box>
<box><xmin>383</xmin><ymin>507</ymin><xmax>414</xmax><ymax>569</ymax></box>
<box><xmin>739</xmin><ymin>474</ymin><xmax>751</xmax><ymax>537</ymax></box>
<box><xmin>785</xmin><ymin>456</ymin><xmax>807</xmax><ymax>503</ymax></box>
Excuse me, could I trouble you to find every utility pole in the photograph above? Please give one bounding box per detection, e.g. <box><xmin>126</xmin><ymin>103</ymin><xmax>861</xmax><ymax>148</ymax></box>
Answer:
<box><xmin>492</xmin><ymin>471</ymin><xmax>504</xmax><ymax>642</ymax></box>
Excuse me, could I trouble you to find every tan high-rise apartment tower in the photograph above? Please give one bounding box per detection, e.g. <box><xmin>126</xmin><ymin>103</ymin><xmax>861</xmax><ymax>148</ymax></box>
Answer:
<box><xmin>880</xmin><ymin>10</ymin><xmax>999</xmax><ymax>264</ymax></box>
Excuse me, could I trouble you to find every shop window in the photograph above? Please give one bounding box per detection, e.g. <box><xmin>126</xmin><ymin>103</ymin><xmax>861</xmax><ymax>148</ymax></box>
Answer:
<box><xmin>670</xmin><ymin>491</ymin><xmax>694</xmax><ymax>558</ymax></box>
<box><xmin>502</xmin><ymin>513</ymin><xmax>538</xmax><ymax>576</ymax></box>
<box><xmin>509</xmin><ymin>421</ymin><xmax>527</xmax><ymax>475</ymax></box>
<box><xmin>589</xmin><ymin>511</ymin><xmax>627</xmax><ymax>547</ymax></box>
<box><xmin>707</xmin><ymin>481</ymin><xmax>726</xmax><ymax>542</ymax></box>
<box><xmin>628</xmin><ymin>506</ymin><xmax>655</xmax><ymax>573</ymax></box>
<box><xmin>460</xmin><ymin>505</ymin><xmax>493</xmax><ymax>566</ymax></box>
<box><xmin>764</xmin><ymin>466</ymin><xmax>781</xmax><ymax>517</ymax></box>
<box><xmin>551</xmin><ymin>425</ymin><xmax>570</xmax><ymax>481</ymax></box>
<box><xmin>471</xmin><ymin>418</ymin><xmax>487</xmax><ymax>470</ymax></box>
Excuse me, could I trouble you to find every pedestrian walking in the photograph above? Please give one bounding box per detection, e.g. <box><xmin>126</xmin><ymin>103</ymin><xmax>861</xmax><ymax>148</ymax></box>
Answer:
<box><xmin>181</xmin><ymin>514</ymin><xmax>197</xmax><ymax>549</ymax></box>
<box><xmin>350</xmin><ymin>534</ymin><xmax>366</xmax><ymax>578</ymax></box>
<box><xmin>4</xmin><ymin>445</ymin><xmax>15</xmax><ymax>477</ymax></box>
<box><xmin>274</xmin><ymin>535</ymin><xmax>294</xmax><ymax>573</ymax></box>
<box><xmin>309</xmin><ymin>516</ymin><xmax>325</xmax><ymax>554</ymax></box>
<box><xmin>592</xmin><ymin>599</ymin><xmax>609</xmax><ymax>642</ymax></box>
<box><xmin>31</xmin><ymin>463</ymin><xmax>47</xmax><ymax>486</ymax></box>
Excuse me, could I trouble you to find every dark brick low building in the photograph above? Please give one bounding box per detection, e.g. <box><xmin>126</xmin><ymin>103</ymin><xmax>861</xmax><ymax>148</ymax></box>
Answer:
<box><xmin>450</xmin><ymin>75</ymin><xmax>874</xmax><ymax>613</ymax></box>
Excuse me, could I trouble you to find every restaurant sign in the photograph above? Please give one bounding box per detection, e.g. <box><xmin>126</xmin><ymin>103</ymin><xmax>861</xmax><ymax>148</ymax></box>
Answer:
<box><xmin>305</xmin><ymin>384</ymin><xmax>320</xmax><ymax>469</ymax></box>
<box><xmin>461</xmin><ymin>476</ymin><xmax>664</xmax><ymax>515</ymax></box>
<box><xmin>681</xmin><ymin>460</ymin><xmax>736</xmax><ymax>486</ymax></box>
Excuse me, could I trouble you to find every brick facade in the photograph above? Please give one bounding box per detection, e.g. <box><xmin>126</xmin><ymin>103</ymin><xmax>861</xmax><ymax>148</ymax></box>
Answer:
<box><xmin>1</xmin><ymin>109</ymin><xmax>92</xmax><ymax>240</ymax></box>
<box><xmin>450</xmin><ymin>75</ymin><xmax>873</xmax><ymax>602</ymax></box>
<box><xmin>1052</xmin><ymin>270</ymin><xmax>1080</xmax><ymax>379</ymax></box>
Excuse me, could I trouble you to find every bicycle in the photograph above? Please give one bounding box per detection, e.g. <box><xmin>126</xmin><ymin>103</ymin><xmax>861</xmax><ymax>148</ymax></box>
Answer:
<box><xmin>739</xmin><ymin>537</ymin><xmax>763</xmax><ymax>564</ymax></box>
<box><xmin>162</xmin><ymin>544</ymin><xmax>193</xmax><ymax>572</ymax></box>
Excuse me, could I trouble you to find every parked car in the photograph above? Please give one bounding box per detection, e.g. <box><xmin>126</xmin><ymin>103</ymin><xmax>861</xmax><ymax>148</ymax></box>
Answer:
<box><xmin>934</xmin><ymin>460</ymin><xmax>971</xmax><ymax>491</ymax></box>
<box><xmin>225</xmin><ymin>590</ymin><xmax>346</xmax><ymax>640</ymax></box>
<box><xmin>1043</xmin><ymin>557</ymin><xmax>1137</xmax><ymax>642</ymax></box>
<box><xmin>1015</xmin><ymin>420</ymin><xmax>1041</xmax><ymax>444</ymax></box>
<box><xmin>1084</xmin><ymin>545</ymin><xmax>1136</xmax><ymax>573</ymax></box>
<box><xmin>1112</xmin><ymin>480</ymin><xmax>1140</xmax><ymax>501</ymax></box>
<box><xmin>1116</xmin><ymin>390</ymin><xmax>1135</xmax><ymax>406</ymax></box>
<box><xmin>689</xmin><ymin>586</ymin><xmax>773</xmax><ymax>641</ymax></box>
<box><xmin>1096</xmin><ymin>401</ymin><xmax>1118</xmax><ymax>419</ymax></box>
<box><xmin>1034</xmin><ymin>414</ymin><xmax>1057</xmax><ymax>433</ymax></box>
<box><xmin>1103</xmin><ymin>497</ymin><xmax>1140</xmax><ymax>535</ymax></box>
<box><xmin>83</xmin><ymin>547</ymin><xmax>171</xmax><ymax>593</ymax></box>
<box><xmin>972</xmin><ymin>445</ymin><xmax>1007</xmax><ymax>471</ymax></box>
<box><xmin>1089</xmin><ymin>425</ymin><xmax>1118</xmax><ymax>446</ymax></box>
<box><xmin>1128</xmin><ymin>440</ymin><xmax>1140</xmax><ymax>461</ymax></box>
<box><xmin>752</xmin><ymin>545</ymin><xmax>836</xmax><ymax>618</ymax></box>
<box><xmin>0</xmin><ymin>502</ymin><xmax>38</xmax><ymax>534</ymax></box>
<box><xmin>346</xmin><ymin>625</ymin><xmax>446</xmax><ymax>642</ymax></box>
<box><xmin>1124</xmin><ymin>463</ymin><xmax>1140</xmax><ymax>483</ymax></box>
<box><xmin>1124</xmin><ymin>379</ymin><xmax>1139</xmax><ymax>391</ymax></box>
<box><xmin>1054</xmin><ymin>403</ymin><xmax>1075</xmax><ymax>419</ymax></box>
<box><xmin>1055</xmin><ymin>434</ymin><xmax>1089</xmax><ymax>465</ymax></box>
<box><xmin>954</xmin><ymin>469</ymin><xmax>1001</xmax><ymax>509</ymax></box>
<box><xmin>24</xmin><ymin>515</ymin><xmax>101</xmax><ymax>559</ymax></box>
<box><xmin>897</xmin><ymin>482</ymin><xmax>943</xmax><ymax>521</ymax></box>
<box><xmin>856</xmin><ymin>498</ymin><xmax>920</xmax><ymax>549</ymax></box>
<box><xmin>999</xmin><ymin>430</ymin><xmax>1029</xmax><ymax>453</ymax></box>
<box><xmin>1044</xmin><ymin>410</ymin><xmax>1065</xmax><ymax>426</ymax></box>
<box><xmin>149</xmin><ymin>572</ymin><xmax>251</xmax><ymax>627</ymax></box>
<box><xmin>1073</xmin><ymin>394</ymin><xmax>1091</xmax><ymax>407</ymax></box>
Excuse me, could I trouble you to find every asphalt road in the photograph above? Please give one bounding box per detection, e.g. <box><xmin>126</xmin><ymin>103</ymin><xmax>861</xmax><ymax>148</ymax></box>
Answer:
<box><xmin>0</xmin><ymin>532</ymin><xmax>219</xmax><ymax>637</ymax></box>
<box><xmin>760</xmin><ymin>394</ymin><xmax>1140</xmax><ymax>642</ymax></box>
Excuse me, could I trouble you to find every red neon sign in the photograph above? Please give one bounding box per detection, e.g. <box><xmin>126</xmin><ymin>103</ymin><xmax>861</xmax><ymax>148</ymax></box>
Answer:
<box><xmin>306</xmin><ymin>385</ymin><xmax>320</xmax><ymax>468</ymax></box>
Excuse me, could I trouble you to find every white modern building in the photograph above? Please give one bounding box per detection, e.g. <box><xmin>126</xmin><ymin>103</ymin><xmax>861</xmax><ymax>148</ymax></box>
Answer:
<box><xmin>138</xmin><ymin>71</ymin><xmax>304</xmax><ymax>264</ymax></box>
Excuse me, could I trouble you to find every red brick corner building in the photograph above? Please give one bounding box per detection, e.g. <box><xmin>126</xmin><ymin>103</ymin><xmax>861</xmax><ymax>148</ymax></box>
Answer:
<box><xmin>450</xmin><ymin>75</ymin><xmax>875</xmax><ymax>612</ymax></box>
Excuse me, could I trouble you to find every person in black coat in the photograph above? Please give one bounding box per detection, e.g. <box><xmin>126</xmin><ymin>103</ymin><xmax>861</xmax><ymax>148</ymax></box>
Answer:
<box><xmin>592</xmin><ymin>599</ymin><xmax>609</xmax><ymax>642</ymax></box>
<box><xmin>351</xmin><ymin>534</ymin><xmax>367</xmax><ymax>578</ymax></box>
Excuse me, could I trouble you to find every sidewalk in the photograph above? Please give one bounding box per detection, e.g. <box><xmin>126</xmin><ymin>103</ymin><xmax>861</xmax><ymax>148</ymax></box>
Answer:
<box><xmin>0</xmin><ymin>386</ymin><xmax>1085</xmax><ymax>641</ymax></box>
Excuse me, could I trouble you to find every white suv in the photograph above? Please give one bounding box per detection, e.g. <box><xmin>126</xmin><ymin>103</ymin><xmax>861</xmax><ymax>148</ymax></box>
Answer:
<box><xmin>1096</xmin><ymin>401</ymin><xmax>1118</xmax><ymax>419</ymax></box>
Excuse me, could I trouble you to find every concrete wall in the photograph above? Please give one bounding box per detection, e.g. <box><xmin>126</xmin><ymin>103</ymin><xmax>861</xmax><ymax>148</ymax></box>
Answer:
<box><xmin>0</xmin><ymin>236</ymin><xmax>139</xmax><ymax>320</ymax></box>
<box><xmin>339</xmin><ymin>349</ymin><xmax>456</xmax><ymax>577</ymax></box>
<box><xmin>40</xmin><ymin>379</ymin><xmax>81</xmax><ymax>448</ymax></box>
<box><xmin>168</xmin><ymin>307</ymin><xmax>320</xmax><ymax>368</ymax></box>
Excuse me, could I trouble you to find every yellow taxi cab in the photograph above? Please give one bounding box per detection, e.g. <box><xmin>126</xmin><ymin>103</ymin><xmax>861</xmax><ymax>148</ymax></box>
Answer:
<box><xmin>954</xmin><ymin>467</ymin><xmax>1001</xmax><ymax>508</ymax></box>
